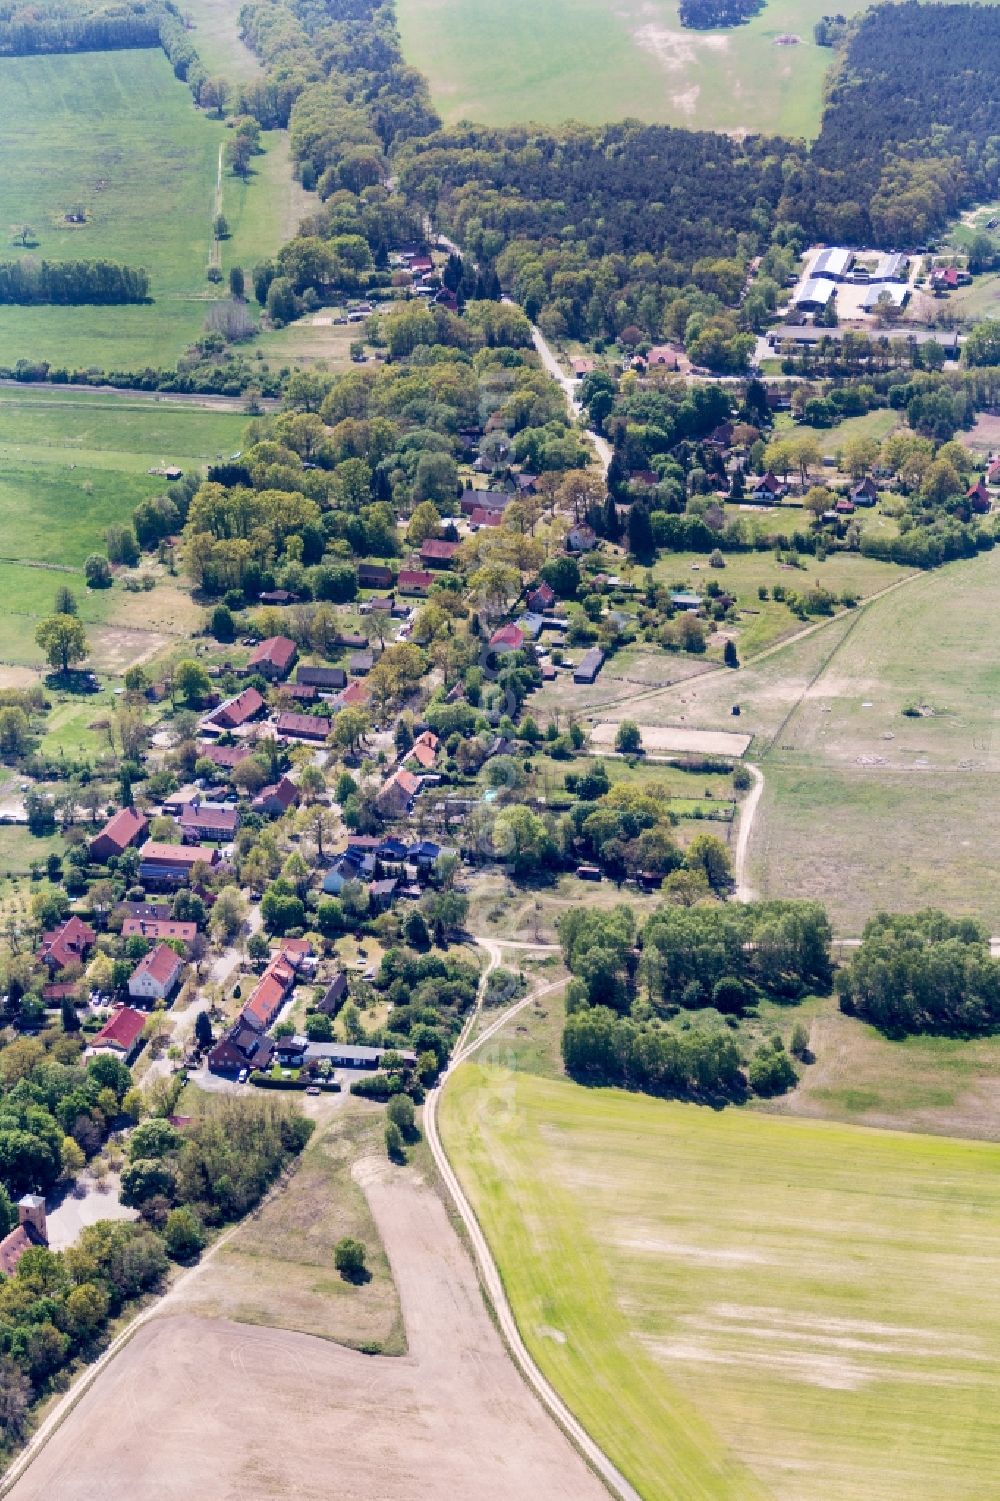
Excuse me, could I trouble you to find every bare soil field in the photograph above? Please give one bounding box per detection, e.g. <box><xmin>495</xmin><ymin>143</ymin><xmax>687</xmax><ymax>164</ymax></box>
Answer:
<box><xmin>7</xmin><ymin>1157</ymin><xmax>607</xmax><ymax>1501</ymax></box>
<box><xmin>591</xmin><ymin>722</ymin><xmax>751</xmax><ymax>756</ymax></box>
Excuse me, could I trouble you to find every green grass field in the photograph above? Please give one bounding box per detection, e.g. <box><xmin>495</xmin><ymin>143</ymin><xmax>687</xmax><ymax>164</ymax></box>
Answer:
<box><xmin>443</xmin><ymin>1064</ymin><xmax>1000</xmax><ymax>1501</ymax></box>
<box><xmin>0</xmin><ymin>51</ymin><xmax>298</xmax><ymax>368</ymax></box>
<box><xmin>181</xmin><ymin>0</ymin><xmax>262</xmax><ymax>81</ymax></box>
<box><xmin>0</xmin><ymin>388</ymin><xmax>244</xmax><ymax>682</ymax></box>
<box><xmin>396</xmin><ymin>0</ymin><xmax>867</xmax><ymax>137</ymax></box>
<box><xmin>629</xmin><ymin>546</ymin><xmax>1000</xmax><ymax>929</ymax></box>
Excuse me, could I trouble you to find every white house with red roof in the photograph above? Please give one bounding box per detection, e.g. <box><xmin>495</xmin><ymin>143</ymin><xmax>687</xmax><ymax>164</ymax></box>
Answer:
<box><xmin>90</xmin><ymin>1005</ymin><xmax>147</xmax><ymax>1062</ymax></box>
<box><xmin>128</xmin><ymin>943</ymin><xmax>184</xmax><ymax>1003</ymax></box>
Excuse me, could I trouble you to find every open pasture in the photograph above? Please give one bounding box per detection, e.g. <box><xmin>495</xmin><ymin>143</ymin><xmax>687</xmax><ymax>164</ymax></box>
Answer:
<box><xmin>0</xmin><ymin>51</ymin><xmax>293</xmax><ymax>368</ymax></box>
<box><xmin>642</xmin><ymin>548</ymin><xmax>1000</xmax><ymax>928</ymax></box>
<box><xmin>443</xmin><ymin>1064</ymin><xmax>1000</xmax><ymax>1501</ymax></box>
<box><xmin>397</xmin><ymin>0</ymin><xmax>869</xmax><ymax>137</ymax></box>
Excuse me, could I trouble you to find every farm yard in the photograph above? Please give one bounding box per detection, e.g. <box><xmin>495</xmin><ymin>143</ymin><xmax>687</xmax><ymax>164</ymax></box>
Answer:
<box><xmin>396</xmin><ymin>0</ymin><xmax>872</xmax><ymax>136</ymax></box>
<box><xmin>0</xmin><ymin>50</ymin><xmax>301</xmax><ymax>369</ymax></box>
<box><xmin>442</xmin><ymin>1064</ymin><xmax>1000</xmax><ymax>1501</ymax></box>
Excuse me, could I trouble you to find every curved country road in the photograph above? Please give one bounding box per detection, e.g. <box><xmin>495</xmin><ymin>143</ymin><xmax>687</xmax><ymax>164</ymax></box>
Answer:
<box><xmin>424</xmin><ymin>946</ymin><xmax>642</xmax><ymax>1501</ymax></box>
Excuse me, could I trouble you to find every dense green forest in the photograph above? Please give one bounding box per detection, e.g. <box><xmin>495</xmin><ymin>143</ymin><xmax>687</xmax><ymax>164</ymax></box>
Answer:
<box><xmin>788</xmin><ymin>3</ymin><xmax>1000</xmax><ymax>244</ymax></box>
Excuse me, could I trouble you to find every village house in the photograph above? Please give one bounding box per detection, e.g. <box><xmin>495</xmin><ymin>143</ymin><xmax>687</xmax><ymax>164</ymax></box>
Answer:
<box><xmin>89</xmin><ymin>806</ymin><xmax>148</xmax><ymax>863</ymax></box>
<box><xmin>240</xmin><ymin>951</ymin><xmax>298</xmax><ymax>1033</ymax></box>
<box><xmin>122</xmin><ymin>917</ymin><xmax>197</xmax><ymax>945</ymax></box>
<box><xmin>252</xmin><ymin>776</ymin><xmax>299</xmax><ymax>817</ymax></box>
<box><xmin>282</xmin><ymin>683</ymin><xmax>318</xmax><ymax>703</ymax></box>
<box><xmin>207</xmin><ymin>1021</ymin><xmax>275</xmax><ymax>1077</ymax></box>
<box><xmin>966</xmin><ymin>479</ymin><xmax>991</xmax><ymax>513</ymax></box>
<box><xmin>460</xmin><ymin>488</ymin><xmax>511</xmax><ymax>517</ymax></box>
<box><xmin>201</xmin><ymin>686</ymin><xmax>266</xmax><ymax>734</ymax></box>
<box><xmin>335</xmin><ymin>680</ymin><xmax>371</xmax><ymax>712</ymax></box>
<box><xmin>409</xmin><ymin>729</ymin><xmax>439</xmax><ymax>770</ymax></box>
<box><xmin>89</xmin><ymin>1005</ymin><xmax>147</xmax><ymax>1063</ymax></box>
<box><xmin>0</xmin><ymin>1197</ymin><xmax>49</xmax><ymax>1278</ymax></box>
<box><xmin>275</xmin><ymin>712</ymin><xmax>331</xmax><ymax>743</ymax></box>
<box><xmin>851</xmin><ymin>477</ymin><xmax>879</xmax><ymax>506</ymax></box>
<box><xmin>749</xmin><ymin>471</ymin><xmax>787</xmax><ymax>504</ymax></box>
<box><xmin>566</xmin><ymin>524</ymin><xmax>598</xmax><ymax>553</ymax></box>
<box><xmin>357</xmin><ymin>563</ymin><xmax>394</xmax><ymax>590</ymax></box>
<box><xmin>128</xmin><ymin>943</ymin><xmax>184</xmax><ymax>1004</ymax></box>
<box><xmin>196</xmin><ymin>740</ymin><xmax>250</xmax><ymax>770</ymax></box>
<box><xmin>397</xmin><ymin>568</ymin><xmax>434</xmax><ymax>596</ymax></box>
<box><xmin>247</xmin><ymin>635</ymin><xmax>297</xmax><ymax>681</ymax></box>
<box><xmin>645</xmin><ymin>344</ymin><xmax>680</xmax><ymax>369</ymax></box>
<box><xmin>527</xmin><ymin>580</ymin><xmax>556</xmax><ymax>612</ymax></box>
<box><xmin>417</xmin><ymin>537</ymin><xmax>456</xmax><ymax>564</ymax></box>
<box><xmin>178</xmin><ymin>801</ymin><xmax>239</xmax><ymax>842</ymax></box>
<box><xmin>377</xmin><ymin>767</ymin><xmax>421</xmax><ymax>817</ymax></box>
<box><xmin>139</xmin><ymin>842</ymin><xmax>220</xmax><ymax>887</ymax></box>
<box><xmin>469</xmin><ymin>506</ymin><xmax>502</xmax><ymax>529</ymax></box>
<box><xmin>489</xmin><ymin>623</ymin><xmax>525</xmax><ymax>655</ymax></box>
<box><xmin>39</xmin><ymin>915</ymin><xmax>95</xmax><ymax>974</ymax></box>
<box><xmin>317</xmin><ymin>971</ymin><xmax>349</xmax><ymax>1016</ymax></box>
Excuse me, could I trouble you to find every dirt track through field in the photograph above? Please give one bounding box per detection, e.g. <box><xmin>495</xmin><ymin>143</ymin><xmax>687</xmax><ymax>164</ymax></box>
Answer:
<box><xmin>5</xmin><ymin>1156</ymin><xmax>607</xmax><ymax>1501</ymax></box>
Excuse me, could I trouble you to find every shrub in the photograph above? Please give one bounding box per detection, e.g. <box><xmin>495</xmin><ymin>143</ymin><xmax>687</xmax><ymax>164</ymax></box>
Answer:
<box><xmin>334</xmin><ymin>1236</ymin><xmax>367</xmax><ymax>1282</ymax></box>
<box><xmin>747</xmin><ymin>1040</ymin><xmax>797</xmax><ymax>1096</ymax></box>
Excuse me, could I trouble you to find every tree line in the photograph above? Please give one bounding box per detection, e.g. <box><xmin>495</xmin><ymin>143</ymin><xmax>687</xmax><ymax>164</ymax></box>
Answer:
<box><xmin>0</xmin><ymin>259</ymin><xmax>149</xmax><ymax>305</ymax></box>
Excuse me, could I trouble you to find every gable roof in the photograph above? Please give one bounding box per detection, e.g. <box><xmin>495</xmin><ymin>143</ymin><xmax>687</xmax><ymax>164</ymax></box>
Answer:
<box><xmin>123</xmin><ymin>918</ymin><xmax>196</xmax><ymax>943</ymax></box>
<box><xmin>420</xmin><ymin>538</ymin><xmax>460</xmax><ymax>562</ymax></box>
<box><xmin>248</xmin><ymin>635</ymin><xmax>297</xmax><ymax>672</ymax></box>
<box><xmin>141</xmin><ymin>841</ymin><xmax>219</xmax><ymax>867</ymax></box>
<box><xmin>131</xmin><ymin>943</ymin><xmax>183</xmax><ymax>988</ymax></box>
<box><xmin>197</xmin><ymin>741</ymin><xmax>250</xmax><ymax>768</ymax></box>
<box><xmin>378</xmin><ymin>767</ymin><xmax>421</xmax><ymax>805</ymax></box>
<box><xmin>490</xmin><ymin>624</ymin><xmax>525</xmax><ymax>650</ymax></box>
<box><xmin>253</xmin><ymin>775</ymin><xmax>299</xmax><ymax>812</ymax></box>
<box><xmin>40</xmin><ymin>915</ymin><xmax>95</xmax><ymax>971</ymax></box>
<box><xmin>276</xmin><ymin>712</ymin><xmax>330</xmax><ymax>739</ymax></box>
<box><xmin>0</xmin><ymin>1221</ymin><xmax>46</xmax><ymax>1277</ymax></box>
<box><xmin>178</xmin><ymin>803</ymin><xmax>239</xmax><ymax>834</ymax></box>
<box><xmin>92</xmin><ymin>806</ymin><xmax>147</xmax><ymax>855</ymax></box>
<box><xmin>337</xmin><ymin>680</ymin><xmax>371</xmax><ymax>709</ymax></box>
<box><xmin>91</xmin><ymin>1005</ymin><xmax>146</xmax><ymax>1053</ymax></box>
<box><xmin>398</xmin><ymin>568</ymin><xmax>434</xmax><ymax>591</ymax></box>
<box><xmin>203</xmin><ymin>686</ymin><xmax>265</xmax><ymax>730</ymax></box>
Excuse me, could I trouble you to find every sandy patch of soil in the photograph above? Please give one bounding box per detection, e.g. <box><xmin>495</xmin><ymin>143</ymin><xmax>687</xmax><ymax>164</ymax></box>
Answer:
<box><xmin>590</xmin><ymin>722</ymin><xmax>751</xmax><ymax>756</ymax></box>
<box><xmin>0</xmin><ymin>665</ymin><xmax>41</xmax><ymax>690</ymax></box>
<box><xmin>632</xmin><ymin>16</ymin><xmax>729</xmax><ymax>72</ymax></box>
<box><xmin>8</xmin><ymin>1160</ymin><xmax>607</xmax><ymax>1501</ymax></box>
<box><xmin>89</xmin><ymin>626</ymin><xmax>170</xmax><ymax>674</ymax></box>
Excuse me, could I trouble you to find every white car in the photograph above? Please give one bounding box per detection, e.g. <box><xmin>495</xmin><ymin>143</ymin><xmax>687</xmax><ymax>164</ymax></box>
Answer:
<box><xmin>237</xmin><ymin>1068</ymin><xmax>248</xmax><ymax>1083</ymax></box>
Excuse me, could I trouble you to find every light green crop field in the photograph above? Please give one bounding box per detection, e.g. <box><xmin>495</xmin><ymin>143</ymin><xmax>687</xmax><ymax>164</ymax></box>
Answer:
<box><xmin>442</xmin><ymin>1064</ymin><xmax>1000</xmax><ymax>1501</ymax></box>
<box><xmin>396</xmin><ymin>0</ymin><xmax>867</xmax><ymax>137</ymax></box>
<box><xmin>0</xmin><ymin>50</ymin><xmax>295</xmax><ymax>368</ymax></box>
